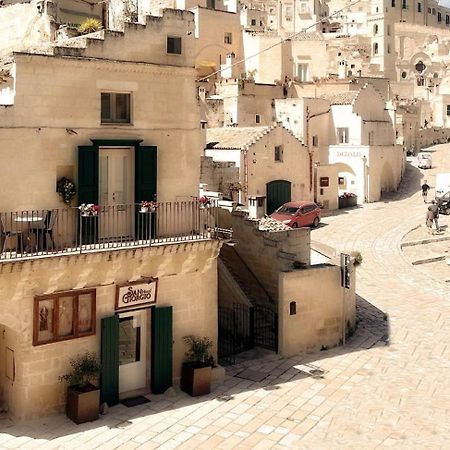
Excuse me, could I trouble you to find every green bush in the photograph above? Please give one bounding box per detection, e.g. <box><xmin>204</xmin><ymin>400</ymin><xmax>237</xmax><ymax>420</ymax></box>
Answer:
<box><xmin>350</xmin><ymin>250</ymin><xmax>363</xmax><ymax>266</ymax></box>
<box><xmin>77</xmin><ymin>18</ymin><xmax>102</xmax><ymax>35</ymax></box>
<box><xmin>60</xmin><ymin>352</ymin><xmax>100</xmax><ymax>389</ymax></box>
<box><xmin>183</xmin><ymin>335</ymin><xmax>214</xmax><ymax>367</ymax></box>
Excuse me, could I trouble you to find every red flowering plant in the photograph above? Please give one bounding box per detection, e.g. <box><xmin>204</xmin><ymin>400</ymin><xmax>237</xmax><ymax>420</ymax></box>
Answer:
<box><xmin>141</xmin><ymin>201</ymin><xmax>158</xmax><ymax>209</ymax></box>
<box><xmin>78</xmin><ymin>204</ymin><xmax>100</xmax><ymax>215</ymax></box>
<box><xmin>339</xmin><ymin>192</ymin><xmax>357</xmax><ymax>199</ymax></box>
<box><xmin>199</xmin><ymin>195</ymin><xmax>211</xmax><ymax>207</ymax></box>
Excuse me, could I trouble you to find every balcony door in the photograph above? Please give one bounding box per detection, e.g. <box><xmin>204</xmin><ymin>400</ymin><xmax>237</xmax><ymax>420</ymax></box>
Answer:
<box><xmin>99</xmin><ymin>148</ymin><xmax>134</xmax><ymax>240</ymax></box>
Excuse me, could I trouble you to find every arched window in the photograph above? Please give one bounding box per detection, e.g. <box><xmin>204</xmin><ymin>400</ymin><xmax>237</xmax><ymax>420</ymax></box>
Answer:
<box><xmin>387</xmin><ymin>24</ymin><xmax>391</xmax><ymax>35</ymax></box>
<box><xmin>373</xmin><ymin>43</ymin><xmax>379</xmax><ymax>54</ymax></box>
<box><xmin>446</xmin><ymin>15</ymin><xmax>449</xmax><ymax>24</ymax></box>
<box><xmin>374</xmin><ymin>24</ymin><xmax>379</xmax><ymax>34</ymax></box>
<box><xmin>387</xmin><ymin>44</ymin><xmax>391</xmax><ymax>54</ymax></box>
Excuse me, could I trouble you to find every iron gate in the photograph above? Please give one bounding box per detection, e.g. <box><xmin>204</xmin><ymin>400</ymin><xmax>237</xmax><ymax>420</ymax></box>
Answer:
<box><xmin>254</xmin><ymin>305</ymin><xmax>278</xmax><ymax>351</ymax></box>
<box><xmin>218</xmin><ymin>303</ymin><xmax>278</xmax><ymax>365</ymax></box>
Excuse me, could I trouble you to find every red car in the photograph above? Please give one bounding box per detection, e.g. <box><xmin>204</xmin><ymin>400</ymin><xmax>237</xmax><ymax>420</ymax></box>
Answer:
<box><xmin>270</xmin><ymin>201</ymin><xmax>321</xmax><ymax>228</ymax></box>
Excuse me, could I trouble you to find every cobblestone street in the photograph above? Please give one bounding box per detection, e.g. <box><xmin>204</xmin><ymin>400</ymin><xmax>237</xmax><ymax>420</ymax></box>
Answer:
<box><xmin>1</xmin><ymin>147</ymin><xmax>450</xmax><ymax>449</ymax></box>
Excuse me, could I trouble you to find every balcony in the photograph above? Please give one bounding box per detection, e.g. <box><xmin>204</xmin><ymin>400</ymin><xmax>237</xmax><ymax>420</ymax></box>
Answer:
<box><xmin>0</xmin><ymin>201</ymin><xmax>232</xmax><ymax>262</ymax></box>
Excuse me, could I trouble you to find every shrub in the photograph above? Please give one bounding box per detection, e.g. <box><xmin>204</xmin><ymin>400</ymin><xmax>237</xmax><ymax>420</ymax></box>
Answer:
<box><xmin>77</xmin><ymin>18</ymin><xmax>102</xmax><ymax>35</ymax></box>
<box><xmin>350</xmin><ymin>250</ymin><xmax>363</xmax><ymax>266</ymax></box>
<box><xmin>60</xmin><ymin>352</ymin><xmax>100</xmax><ymax>389</ymax></box>
<box><xmin>183</xmin><ymin>335</ymin><xmax>214</xmax><ymax>367</ymax></box>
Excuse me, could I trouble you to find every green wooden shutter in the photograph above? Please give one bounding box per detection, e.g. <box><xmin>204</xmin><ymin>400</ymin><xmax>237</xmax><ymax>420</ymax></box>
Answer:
<box><xmin>78</xmin><ymin>145</ymin><xmax>99</xmax><ymax>204</ymax></box>
<box><xmin>151</xmin><ymin>306</ymin><xmax>173</xmax><ymax>394</ymax></box>
<box><xmin>135</xmin><ymin>146</ymin><xmax>157</xmax><ymax>203</ymax></box>
<box><xmin>101</xmin><ymin>315</ymin><xmax>119</xmax><ymax>406</ymax></box>
<box><xmin>78</xmin><ymin>146</ymin><xmax>99</xmax><ymax>244</ymax></box>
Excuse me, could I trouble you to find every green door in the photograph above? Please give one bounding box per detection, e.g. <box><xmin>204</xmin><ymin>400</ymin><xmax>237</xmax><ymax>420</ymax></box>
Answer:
<box><xmin>135</xmin><ymin>146</ymin><xmax>157</xmax><ymax>239</ymax></box>
<box><xmin>78</xmin><ymin>145</ymin><xmax>99</xmax><ymax>245</ymax></box>
<box><xmin>266</xmin><ymin>180</ymin><xmax>292</xmax><ymax>215</ymax></box>
<box><xmin>135</xmin><ymin>146</ymin><xmax>157</xmax><ymax>203</ymax></box>
<box><xmin>101</xmin><ymin>315</ymin><xmax>119</xmax><ymax>406</ymax></box>
<box><xmin>151</xmin><ymin>306</ymin><xmax>173</xmax><ymax>394</ymax></box>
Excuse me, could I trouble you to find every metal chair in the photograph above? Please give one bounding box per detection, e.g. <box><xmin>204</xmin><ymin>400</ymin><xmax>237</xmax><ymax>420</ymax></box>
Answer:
<box><xmin>0</xmin><ymin>215</ymin><xmax>23</xmax><ymax>254</ymax></box>
<box><xmin>29</xmin><ymin>210</ymin><xmax>57</xmax><ymax>251</ymax></box>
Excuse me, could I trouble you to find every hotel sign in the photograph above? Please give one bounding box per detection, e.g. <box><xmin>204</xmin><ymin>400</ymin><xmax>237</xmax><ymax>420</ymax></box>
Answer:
<box><xmin>336</xmin><ymin>151</ymin><xmax>362</xmax><ymax>158</ymax></box>
<box><xmin>115</xmin><ymin>279</ymin><xmax>158</xmax><ymax>311</ymax></box>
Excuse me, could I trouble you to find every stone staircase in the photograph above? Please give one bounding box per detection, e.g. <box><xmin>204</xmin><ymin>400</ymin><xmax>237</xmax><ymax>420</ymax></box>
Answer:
<box><xmin>220</xmin><ymin>245</ymin><xmax>274</xmax><ymax>309</ymax></box>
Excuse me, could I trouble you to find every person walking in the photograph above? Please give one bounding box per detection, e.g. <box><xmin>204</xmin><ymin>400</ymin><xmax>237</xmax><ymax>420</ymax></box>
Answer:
<box><xmin>426</xmin><ymin>207</ymin><xmax>435</xmax><ymax>234</ymax></box>
<box><xmin>429</xmin><ymin>200</ymin><xmax>440</xmax><ymax>232</ymax></box>
<box><xmin>421</xmin><ymin>180</ymin><xmax>430</xmax><ymax>203</ymax></box>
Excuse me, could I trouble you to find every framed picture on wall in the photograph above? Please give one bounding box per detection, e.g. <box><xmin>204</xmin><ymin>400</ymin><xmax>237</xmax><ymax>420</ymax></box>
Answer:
<box><xmin>78</xmin><ymin>292</ymin><xmax>96</xmax><ymax>335</ymax></box>
<box><xmin>34</xmin><ymin>298</ymin><xmax>56</xmax><ymax>345</ymax></box>
<box><xmin>33</xmin><ymin>289</ymin><xmax>96</xmax><ymax>346</ymax></box>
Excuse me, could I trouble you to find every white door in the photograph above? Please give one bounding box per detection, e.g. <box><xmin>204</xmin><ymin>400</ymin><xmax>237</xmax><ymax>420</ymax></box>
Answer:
<box><xmin>118</xmin><ymin>309</ymin><xmax>148</xmax><ymax>394</ymax></box>
<box><xmin>99</xmin><ymin>148</ymin><xmax>133</xmax><ymax>240</ymax></box>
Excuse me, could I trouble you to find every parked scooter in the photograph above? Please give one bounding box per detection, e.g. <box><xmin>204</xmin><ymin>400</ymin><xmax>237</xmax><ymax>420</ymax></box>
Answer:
<box><xmin>437</xmin><ymin>191</ymin><xmax>450</xmax><ymax>215</ymax></box>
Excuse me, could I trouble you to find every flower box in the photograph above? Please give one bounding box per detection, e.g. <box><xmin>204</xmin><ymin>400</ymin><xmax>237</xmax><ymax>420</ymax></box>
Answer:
<box><xmin>338</xmin><ymin>194</ymin><xmax>357</xmax><ymax>209</ymax></box>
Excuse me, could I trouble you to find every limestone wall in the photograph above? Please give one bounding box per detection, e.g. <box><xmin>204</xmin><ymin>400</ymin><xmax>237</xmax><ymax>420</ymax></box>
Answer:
<box><xmin>0</xmin><ymin>2</ymin><xmax>54</xmax><ymax>57</ymax></box>
<box><xmin>278</xmin><ymin>263</ymin><xmax>356</xmax><ymax>357</ymax></box>
<box><xmin>56</xmin><ymin>9</ymin><xmax>196</xmax><ymax>67</ymax></box>
<box><xmin>200</xmin><ymin>156</ymin><xmax>239</xmax><ymax>194</ymax></box>
<box><xmin>246</xmin><ymin>126</ymin><xmax>311</xmax><ymax>203</ymax></box>
<box><xmin>229</xmin><ymin>211</ymin><xmax>311</xmax><ymax>301</ymax></box>
<box><xmin>0</xmin><ymin>52</ymin><xmax>203</xmax><ymax>210</ymax></box>
<box><xmin>0</xmin><ymin>240</ymin><xmax>220</xmax><ymax>419</ymax></box>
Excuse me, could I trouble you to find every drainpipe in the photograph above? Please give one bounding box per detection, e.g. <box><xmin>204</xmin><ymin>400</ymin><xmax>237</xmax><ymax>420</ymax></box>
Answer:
<box><xmin>243</xmin><ymin>149</ymin><xmax>248</xmax><ymax>205</ymax></box>
<box><xmin>306</xmin><ymin>106</ymin><xmax>331</xmax><ymax>200</ymax></box>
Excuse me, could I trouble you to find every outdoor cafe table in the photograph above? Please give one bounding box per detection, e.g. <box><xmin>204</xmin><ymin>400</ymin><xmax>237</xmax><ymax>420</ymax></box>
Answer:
<box><xmin>14</xmin><ymin>215</ymin><xmax>43</xmax><ymax>252</ymax></box>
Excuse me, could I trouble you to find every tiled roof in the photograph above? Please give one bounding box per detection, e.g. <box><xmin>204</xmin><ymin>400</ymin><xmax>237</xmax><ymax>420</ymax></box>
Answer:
<box><xmin>320</xmin><ymin>90</ymin><xmax>360</xmax><ymax>105</ymax></box>
<box><xmin>206</xmin><ymin>126</ymin><xmax>271</xmax><ymax>150</ymax></box>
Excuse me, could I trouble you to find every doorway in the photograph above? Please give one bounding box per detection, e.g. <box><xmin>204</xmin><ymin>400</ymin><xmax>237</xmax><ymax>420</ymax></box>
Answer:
<box><xmin>118</xmin><ymin>309</ymin><xmax>149</xmax><ymax>394</ymax></box>
<box><xmin>99</xmin><ymin>148</ymin><xmax>134</xmax><ymax>240</ymax></box>
<box><xmin>266</xmin><ymin>180</ymin><xmax>292</xmax><ymax>215</ymax></box>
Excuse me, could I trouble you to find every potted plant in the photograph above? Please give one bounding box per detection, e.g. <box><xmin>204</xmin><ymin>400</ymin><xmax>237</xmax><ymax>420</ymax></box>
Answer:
<box><xmin>56</xmin><ymin>177</ymin><xmax>76</xmax><ymax>206</ymax></box>
<box><xmin>140</xmin><ymin>200</ymin><xmax>158</xmax><ymax>213</ymax></box>
<box><xmin>199</xmin><ymin>195</ymin><xmax>211</xmax><ymax>208</ymax></box>
<box><xmin>60</xmin><ymin>352</ymin><xmax>101</xmax><ymax>424</ymax></box>
<box><xmin>180</xmin><ymin>335</ymin><xmax>214</xmax><ymax>397</ymax></box>
<box><xmin>338</xmin><ymin>192</ymin><xmax>357</xmax><ymax>209</ymax></box>
<box><xmin>78</xmin><ymin>203</ymin><xmax>100</xmax><ymax>216</ymax></box>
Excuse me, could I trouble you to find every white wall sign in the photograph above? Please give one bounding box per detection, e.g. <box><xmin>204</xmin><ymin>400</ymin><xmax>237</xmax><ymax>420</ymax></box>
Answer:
<box><xmin>115</xmin><ymin>279</ymin><xmax>158</xmax><ymax>311</ymax></box>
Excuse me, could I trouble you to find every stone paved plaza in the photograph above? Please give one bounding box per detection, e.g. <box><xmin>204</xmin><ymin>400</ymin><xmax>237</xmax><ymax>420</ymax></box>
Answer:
<box><xmin>1</xmin><ymin>147</ymin><xmax>450</xmax><ymax>449</ymax></box>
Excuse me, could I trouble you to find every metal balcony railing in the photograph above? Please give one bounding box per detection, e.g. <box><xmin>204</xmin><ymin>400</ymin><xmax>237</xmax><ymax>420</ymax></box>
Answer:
<box><xmin>0</xmin><ymin>201</ymin><xmax>231</xmax><ymax>261</ymax></box>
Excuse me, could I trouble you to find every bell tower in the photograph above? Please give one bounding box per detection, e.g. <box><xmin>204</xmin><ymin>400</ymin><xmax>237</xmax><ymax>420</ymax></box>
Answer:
<box><xmin>369</xmin><ymin>0</ymin><xmax>396</xmax><ymax>79</ymax></box>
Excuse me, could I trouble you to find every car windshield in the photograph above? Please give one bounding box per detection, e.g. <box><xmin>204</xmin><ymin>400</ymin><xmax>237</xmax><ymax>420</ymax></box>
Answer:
<box><xmin>275</xmin><ymin>206</ymin><xmax>298</xmax><ymax>215</ymax></box>
<box><xmin>419</xmin><ymin>154</ymin><xmax>431</xmax><ymax>159</ymax></box>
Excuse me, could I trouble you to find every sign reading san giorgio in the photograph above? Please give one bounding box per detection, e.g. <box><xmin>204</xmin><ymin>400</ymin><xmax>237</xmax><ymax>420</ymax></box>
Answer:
<box><xmin>115</xmin><ymin>279</ymin><xmax>158</xmax><ymax>311</ymax></box>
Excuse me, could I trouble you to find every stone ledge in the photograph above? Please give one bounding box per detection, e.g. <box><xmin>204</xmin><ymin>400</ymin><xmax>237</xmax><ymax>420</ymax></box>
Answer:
<box><xmin>401</xmin><ymin>235</ymin><xmax>450</xmax><ymax>248</ymax></box>
<box><xmin>411</xmin><ymin>255</ymin><xmax>446</xmax><ymax>265</ymax></box>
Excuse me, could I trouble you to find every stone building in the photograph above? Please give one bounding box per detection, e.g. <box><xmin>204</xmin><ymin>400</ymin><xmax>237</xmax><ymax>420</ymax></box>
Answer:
<box><xmin>324</xmin><ymin>85</ymin><xmax>405</xmax><ymax>203</ymax></box>
<box><xmin>0</xmin><ymin>10</ymin><xmax>230</xmax><ymax>420</ymax></box>
<box><xmin>204</xmin><ymin>124</ymin><xmax>311</xmax><ymax>213</ymax></box>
